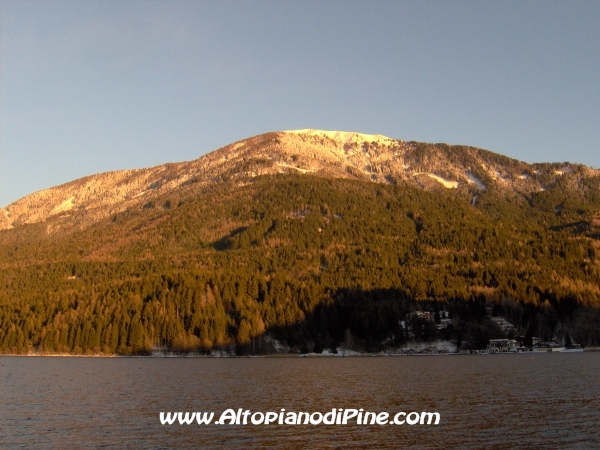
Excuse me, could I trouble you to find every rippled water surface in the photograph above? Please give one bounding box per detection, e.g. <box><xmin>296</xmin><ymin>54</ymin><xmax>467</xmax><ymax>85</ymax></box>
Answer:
<box><xmin>1</xmin><ymin>353</ymin><xmax>600</xmax><ymax>449</ymax></box>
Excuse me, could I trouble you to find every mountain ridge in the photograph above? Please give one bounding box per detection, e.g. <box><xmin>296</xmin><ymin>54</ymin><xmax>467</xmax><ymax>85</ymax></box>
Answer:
<box><xmin>1</xmin><ymin>130</ymin><xmax>600</xmax><ymax>355</ymax></box>
<box><xmin>2</xmin><ymin>129</ymin><xmax>598</xmax><ymax>233</ymax></box>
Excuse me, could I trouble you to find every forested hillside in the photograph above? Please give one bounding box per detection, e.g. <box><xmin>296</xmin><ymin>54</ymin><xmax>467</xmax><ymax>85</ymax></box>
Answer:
<box><xmin>1</xmin><ymin>172</ymin><xmax>599</xmax><ymax>355</ymax></box>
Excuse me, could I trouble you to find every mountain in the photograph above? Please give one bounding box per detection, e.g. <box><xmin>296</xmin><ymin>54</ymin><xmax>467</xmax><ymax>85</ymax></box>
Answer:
<box><xmin>3</xmin><ymin>129</ymin><xmax>598</xmax><ymax>233</ymax></box>
<box><xmin>1</xmin><ymin>130</ymin><xmax>599</xmax><ymax>355</ymax></box>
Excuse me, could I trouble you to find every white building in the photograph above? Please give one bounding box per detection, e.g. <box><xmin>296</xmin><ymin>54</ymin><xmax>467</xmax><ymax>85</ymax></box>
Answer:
<box><xmin>487</xmin><ymin>339</ymin><xmax>517</xmax><ymax>353</ymax></box>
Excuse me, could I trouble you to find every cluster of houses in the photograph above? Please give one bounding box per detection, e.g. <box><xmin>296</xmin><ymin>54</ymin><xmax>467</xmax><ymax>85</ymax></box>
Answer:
<box><xmin>490</xmin><ymin>316</ymin><xmax>517</xmax><ymax>333</ymax></box>
<box><xmin>487</xmin><ymin>337</ymin><xmax>583</xmax><ymax>354</ymax></box>
<box><xmin>404</xmin><ymin>310</ymin><xmax>452</xmax><ymax>333</ymax></box>
<box><xmin>403</xmin><ymin>308</ymin><xmax>583</xmax><ymax>354</ymax></box>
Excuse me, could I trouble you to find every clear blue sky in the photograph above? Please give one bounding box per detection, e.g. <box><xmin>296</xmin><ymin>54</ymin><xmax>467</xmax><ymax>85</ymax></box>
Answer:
<box><xmin>1</xmin><ymin>0</ymin><xmax>599</xmax><ymax>207</ymax></box>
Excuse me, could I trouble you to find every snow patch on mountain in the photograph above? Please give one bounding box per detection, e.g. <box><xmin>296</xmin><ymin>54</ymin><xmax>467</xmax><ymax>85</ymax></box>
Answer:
<box><xmin>285</xmin><ymin>129</ymin><xmax>396</xmax><ymax>146</ymax></box>
<box><xmin>467</xmin><ymin>173</ymin><xmax>486</xmax><ymax>190</ymax></box>
<box><xmin>493</xmin><ymin>171</ymin><xmax>508</xmax><ymax>182</ymax></box>
<box><xmin>555</xmin><ymin>167</ymin><xmax>572</xmax><ymax>175</ymax></box>
<box><xmin>276</xmin><ymin>162</ymin><xmax>315</xmax><ymax>174</ymax></box>
<box><xmin>50</xmin><ymin>196</ymin><xmax>75</xmax><ymax>214</ymax></box>
<box><xmin>427</xmin><ymin>173</ymin><xmax>458</xmax><ymax>189</ymax></box>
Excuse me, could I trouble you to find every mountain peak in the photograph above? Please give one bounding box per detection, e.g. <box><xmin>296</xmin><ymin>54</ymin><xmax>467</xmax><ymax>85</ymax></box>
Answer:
<box><xmin>284</xmin><ymin>129</ymin><xmax>396</xmax><ymax>146</ymax></box>
<box><xmin>1</xmin><ymin>130</ymin><xmax>597</xmax><ymax>233</ymax></box>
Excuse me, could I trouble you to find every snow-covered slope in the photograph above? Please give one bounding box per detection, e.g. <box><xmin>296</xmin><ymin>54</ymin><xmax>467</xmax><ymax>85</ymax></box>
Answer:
<box><xmin>1</xmin><ymin>129</ymin><xmax>596</xmax><ymax>231</ymax></box>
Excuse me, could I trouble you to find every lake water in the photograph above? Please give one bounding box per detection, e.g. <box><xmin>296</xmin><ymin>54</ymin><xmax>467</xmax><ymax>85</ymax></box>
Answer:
<box><xmin>1</xmin><ymin>353</ymin><xmax>599</xmax><ymax>449</ymax></box>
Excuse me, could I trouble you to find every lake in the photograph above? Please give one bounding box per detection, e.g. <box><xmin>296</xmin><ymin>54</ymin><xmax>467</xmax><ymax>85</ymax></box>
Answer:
<box><xmin>1</xmin><ymin>353</ymin><xmax>599</xmax><ymax>448</ymax></box>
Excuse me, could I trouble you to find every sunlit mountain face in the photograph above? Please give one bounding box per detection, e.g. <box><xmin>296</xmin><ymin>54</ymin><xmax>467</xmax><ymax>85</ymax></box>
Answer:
<box><xmin>1</xmin><ymin>130</ymin><xmax>599</xmax><ymax>355</ymax></box>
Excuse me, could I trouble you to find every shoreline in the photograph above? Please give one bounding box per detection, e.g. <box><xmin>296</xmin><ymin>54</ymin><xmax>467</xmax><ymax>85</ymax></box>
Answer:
<box><xmin>1</xmin><ymin>348</ymin><xmax>597</xmax><ymax>358</ymax></box>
